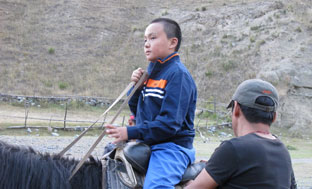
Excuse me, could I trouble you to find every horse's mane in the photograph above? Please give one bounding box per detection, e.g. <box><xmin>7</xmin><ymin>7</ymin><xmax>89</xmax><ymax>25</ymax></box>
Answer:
<box><xmin>0</xmin><ymin>140</ymin><xmax>102</xmax><ymax>189</ymax></box>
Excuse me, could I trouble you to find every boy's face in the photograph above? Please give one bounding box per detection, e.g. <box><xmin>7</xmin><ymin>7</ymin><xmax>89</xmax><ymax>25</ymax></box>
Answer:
<box><xmin>144</xmin><ymin>22</ymin><xmax>175</xmax><ymax>62</ymax></box>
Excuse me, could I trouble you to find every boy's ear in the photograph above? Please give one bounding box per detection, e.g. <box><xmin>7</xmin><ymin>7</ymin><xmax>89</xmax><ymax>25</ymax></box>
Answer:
<box><xmin>272</xmin><ymin>112</ymin><xmax>277</xmax><ymax>123</ymax></box>
<box><xmin>169</xmin><ymin>37</ymin><xmax>178</xmax><ymax>50</ymax></box>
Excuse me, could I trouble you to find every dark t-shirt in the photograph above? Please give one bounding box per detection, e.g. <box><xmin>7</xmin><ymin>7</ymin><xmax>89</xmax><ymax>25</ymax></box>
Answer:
<box><xmin>205</xmin><ymin>133</ymin><xmax>297</xmax><ymax>188</ymax></box>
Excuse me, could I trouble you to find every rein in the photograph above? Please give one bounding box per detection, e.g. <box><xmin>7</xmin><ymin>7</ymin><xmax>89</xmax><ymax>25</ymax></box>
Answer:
<box><xmin>58</xmin><ymin>72</ymin><xmax>148</xmax><ymax>180</ymax></box>
<box><xmin>58</xmin><ymin>82</ymin><xmax>134</xmax><ymax>157</ymax></box>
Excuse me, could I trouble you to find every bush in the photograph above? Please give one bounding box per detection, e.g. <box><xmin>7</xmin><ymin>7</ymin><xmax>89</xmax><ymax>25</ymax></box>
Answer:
<box><xmin>222</xmin><ymin>60</ymin><xmax>236</xmax><ymax>71</ymax></box>
<box><xmin>295</xmin><ymin>27</ymin><xmax>302</xmax><ymax>33</ymax></box>
<box><xmin>250</xmin><ymin>26</ymin><xmax>261</xmax><ymax>31</ymax></box>
<box><xmin>286</xmin><ymin>145</ymin><xmax>297</xmax><ymax>151</ymax></box>
<box><xmin>58</xmin><ymin>82</ymin><xmax>69</xmax><ymax>90</ymax></box>
<box><xmin>48</xmin><ymin>48</ymin><xmax>55</xmax><ymax>54</ymax></box>
<box><xmin>250</xmin><ymin>36</ymin><xmax>256</xmax><ymax>43</ymax></box>
<box><xmin>161</xmin><ymin>10</ymin><xmax>168</xmax><ymax>16</ymax></box>
<box><xmin>205</xmin><ymin>71</ymin><xmax>213</xmax><ymax>77</ymax></box>
<box><xmin>256</xmin><ymin>40</ymin><xmax>265</xmax><ymax>47</ymax></box>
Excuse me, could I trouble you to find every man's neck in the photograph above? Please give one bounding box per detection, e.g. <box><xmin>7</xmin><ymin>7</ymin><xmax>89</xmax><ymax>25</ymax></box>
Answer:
<box><xmin>237</xmin><ymin>122</ymin><xmax>274</xmax><ymax>138</ymax></box>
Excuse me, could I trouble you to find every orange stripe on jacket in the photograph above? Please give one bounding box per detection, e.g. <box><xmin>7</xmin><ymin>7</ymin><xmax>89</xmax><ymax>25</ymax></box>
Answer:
<box><xmin>157</xmin><ymin>53</ymin><xmax>179</xmax><ymax>64</ymax></box>
<box><xmin>146</xmin><ymin>79</ymin><xmax>167</xmax><ymax>89</ymax></box>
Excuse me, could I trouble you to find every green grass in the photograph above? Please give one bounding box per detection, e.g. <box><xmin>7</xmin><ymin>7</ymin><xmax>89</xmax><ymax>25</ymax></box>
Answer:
<box><xmin>193</xmin><ymin>125</ymin><xmax>312</xmax><ymax>160</ymax></box>
<box><xmin>283</xmin><ymin>138</ymin><xmax>312</xmax><ymax>159</ymax></box>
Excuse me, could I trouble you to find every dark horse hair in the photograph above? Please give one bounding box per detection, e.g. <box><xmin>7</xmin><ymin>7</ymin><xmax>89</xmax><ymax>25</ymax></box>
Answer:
<box><xmin>0</xmin><ymin>140</ymin><xmax>102</xmax><ymax>189</ymax></box>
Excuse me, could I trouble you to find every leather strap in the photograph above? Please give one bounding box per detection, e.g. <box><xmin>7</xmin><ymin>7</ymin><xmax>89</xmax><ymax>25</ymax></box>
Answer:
<box><xmin>58</xmin><ymin>81</ymin><xmax>135</xmax><ymax>157</ymax></box>
<box><xmin>69</xmin><ymin>72</ymin><xmax>148</xmax><ymax>180</ymax></box>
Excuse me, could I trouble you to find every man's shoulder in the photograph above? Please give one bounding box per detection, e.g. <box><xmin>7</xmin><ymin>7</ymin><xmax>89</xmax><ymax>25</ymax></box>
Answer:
<box><xmin>225</xmin><ymin>134</ymin><xmax>262</xmax><ymax>150</ymax></box>
<box><xmin>228</xmin><ymin>134</ymin><xmax>287</xmax><ymax>154</ymax></box>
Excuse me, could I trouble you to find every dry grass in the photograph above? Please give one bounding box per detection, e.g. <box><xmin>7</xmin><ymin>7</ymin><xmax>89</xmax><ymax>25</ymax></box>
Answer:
<box><xmin>0</xmin><ymin>0</ymin><xmax>310</xmax><ymax>101</ymax></box>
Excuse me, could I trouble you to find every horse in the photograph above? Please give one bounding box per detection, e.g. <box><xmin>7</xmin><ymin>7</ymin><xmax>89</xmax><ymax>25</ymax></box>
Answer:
<box><xmin>0</xmin><ymin>140</ymin><xmax>204</xmax><ymax>189</ymax></box>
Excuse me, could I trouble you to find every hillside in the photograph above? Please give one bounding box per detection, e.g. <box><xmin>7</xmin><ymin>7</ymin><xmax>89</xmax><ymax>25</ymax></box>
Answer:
<box><xmin>0</xmin><ymin>0</ymin><xmax>311</xmax><ymax>134</ymax></box>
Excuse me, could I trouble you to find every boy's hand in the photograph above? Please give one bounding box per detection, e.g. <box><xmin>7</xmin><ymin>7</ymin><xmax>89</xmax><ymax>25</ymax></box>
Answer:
<box><xmin>105</xmin><ymin>125</ymin><xmax>128</xmax><ymax>144</ymax></box>
<box><xmin>131</xmin><ymin>68</ymin><xmax>145</xmax><ymax>83</ymax></box>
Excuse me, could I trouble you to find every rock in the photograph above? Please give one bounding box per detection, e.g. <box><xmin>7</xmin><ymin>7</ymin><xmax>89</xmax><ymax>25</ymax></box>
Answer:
<box><xmin>219</xmin><ymin>132</ymin><xmax>227</xmax><ymax>137</ymax></box>
<box><xmin>195</xmin><ymin>109</ymin><xmax>204</xmax><ymax>116</ymax></box>
<box><xmin>51</xmin><ymin>132</ymin><xmax>59</xmax><ymax>137</ymax></box>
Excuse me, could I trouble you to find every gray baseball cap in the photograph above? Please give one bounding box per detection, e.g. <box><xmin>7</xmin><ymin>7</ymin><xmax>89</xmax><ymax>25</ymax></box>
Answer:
<box><xmin>227</xmin><ymin>79</ymin><xmax>279</xmax><ymax>112</ymax></box>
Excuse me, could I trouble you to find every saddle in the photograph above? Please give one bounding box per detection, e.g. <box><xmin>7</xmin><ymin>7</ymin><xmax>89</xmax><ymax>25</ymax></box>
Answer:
<box><xmin>102</xmin><ymin>142</ymin><xmax>205</xmax><ymax>188</ymax></box>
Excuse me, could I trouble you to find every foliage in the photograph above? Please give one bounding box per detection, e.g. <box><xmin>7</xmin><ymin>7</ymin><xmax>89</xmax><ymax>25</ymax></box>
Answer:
<box><xmin>58</xmin><ymin>82</ymin><xmax>69</xmax><ymax>90</ymax></box>
<box><xmin>286</xmin><ymin>145</ymin><xmax>297</xmax><ymax>151</ymax></box>
<box><xmin>48</xmin><ymin>48</ymin><xmax>55</xmax><ymax>54</ymax></box>
<box><xmin>250</xmin><ymin>36</ymin><xmax>256</xmax><ymax>43</ymax></box>
<box><xmin>250</xmin><ymin>26</ymin><xmax>261</xmax><ymax>31</ymax></box>
<box><xmin>222</xmin><ymin>60</ymin><xmax>236</xmax><ymax>71</ymax></box>
<box><xmin>295</xmin><ymin>27</ymin><xmax>302</xmax><ymax>32</ymax></box>
<box><xmin>205</xmin><ymin>70</ymin><xmax>213</xmax><ymax>78</ymax></box>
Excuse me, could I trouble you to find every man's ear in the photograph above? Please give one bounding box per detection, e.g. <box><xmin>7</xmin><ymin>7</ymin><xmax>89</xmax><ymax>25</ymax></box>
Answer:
<box><xmin>272</xmin><ymin>112</ymin><xmax>277</xmax><ymax>123</ymax></box>
<box><xmin>169</xmin><ymin>37</ymin><xmax>178</xmax><ymax>50</ymax></box>
<box><xmin>233</xmin><ymin>101</ymin><xmax>240</xmax><ymax>117</ymax></box>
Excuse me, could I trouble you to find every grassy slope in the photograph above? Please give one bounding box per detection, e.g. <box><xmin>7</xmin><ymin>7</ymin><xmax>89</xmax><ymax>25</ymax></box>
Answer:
<box><xmin>1</xmin><ymin>0</ymin><xmax>311</xmax><ymax>101</ymax></box>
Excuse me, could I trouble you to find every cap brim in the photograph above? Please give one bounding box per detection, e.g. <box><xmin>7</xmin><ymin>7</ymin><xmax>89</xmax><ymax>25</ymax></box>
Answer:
<box><xmin>226</xmin><ymin>100</ymin><xmax>234</xmax><ymax>109</ymax></box>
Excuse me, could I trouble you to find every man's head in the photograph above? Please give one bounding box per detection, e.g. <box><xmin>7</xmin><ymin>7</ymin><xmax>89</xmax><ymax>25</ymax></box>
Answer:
<box><xmin>128</xmin><ymin>115</ymin><xmax>136</xmax><ymax>126</ymax></box>
<box><xmin>144</xmin><ymin>18</ymin><xmax>181</xmax><ymax>62</ymax></box>
<box><xmin>228</xmin><ymin>79</ymin><xmax>279</xmax><ymax>134</ymax></box>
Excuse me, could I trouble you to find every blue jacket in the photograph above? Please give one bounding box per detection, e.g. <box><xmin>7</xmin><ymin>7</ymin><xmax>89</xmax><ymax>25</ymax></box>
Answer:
<box><xmin>127</xmin><ymin>52</ymin><xmax>197</xmax><ymax>149</ymax></box>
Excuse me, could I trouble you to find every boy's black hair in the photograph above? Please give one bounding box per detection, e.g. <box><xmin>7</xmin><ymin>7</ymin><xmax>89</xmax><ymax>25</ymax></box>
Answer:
<box><xmin>150</xmin><ymin>18</ymin><xmax>182</xmax><ymax>51</ymax></box>
<box><xmin>235</xmin><ymin>96</ymin><xmax>275</xmax><ymax>126</ymax></box>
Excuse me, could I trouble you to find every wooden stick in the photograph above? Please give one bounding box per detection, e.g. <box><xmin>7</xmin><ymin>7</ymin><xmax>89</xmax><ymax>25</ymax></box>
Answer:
<box><xmin>68</xmin><ymin>72</ymin><xmax>148</xmax><ymax>180</ymax></box>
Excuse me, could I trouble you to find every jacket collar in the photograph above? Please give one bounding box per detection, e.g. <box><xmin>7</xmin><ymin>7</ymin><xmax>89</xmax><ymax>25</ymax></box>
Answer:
<box><xmin>148</xmin><ymin>52</ymin><xmax>180</xmax><ymax>75</ymax></box>
<box><xmin>156</xmin><ymin>52</ymin><xmax>179</xmax><ymax>64</ymax></box>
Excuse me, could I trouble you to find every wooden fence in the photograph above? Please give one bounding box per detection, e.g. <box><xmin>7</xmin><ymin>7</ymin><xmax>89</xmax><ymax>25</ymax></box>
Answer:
<box><xmin>0</xmin><ymin>94</ymin><xmax>230</xmax><ymax>133</ymax></box>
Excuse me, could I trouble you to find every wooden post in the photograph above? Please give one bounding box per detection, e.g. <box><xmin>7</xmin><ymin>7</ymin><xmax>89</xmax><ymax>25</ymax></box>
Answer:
<box><xmin>48</xmin><ymin>116</ymin><xmax>53</xmax><ymax>133</ymax></box>
<box><xmin>101</xmin><ymin>113</ymin><xmax>107</xmax><ymax>129</ymax></box>
<box><xmin>213</xmin><ymin>96</ymin><xmax>219</xmax><ymax>124</ymax></box>
<box><xmin>64</xmin><ymin>102</ymin><xmax>68</xmax><ymax>130</ymax></box>
<box><xmin>213</xmin><ymin>96</ymin><xmax>216</xmax><ymax>116</ymax></box>
<box><xmin>121</xmin><ymin>115</ymin><xmax>125</xmax><ymax>126</ymax></box>
<box><xmin>24</xmin><ymin>100</ymin><xmax>29</xmax><ymax>128</ymax></box>
<box><xmin>196</xmin><ymin>117</ymin><xmax>201</xmax><ymax>128</ymax></box>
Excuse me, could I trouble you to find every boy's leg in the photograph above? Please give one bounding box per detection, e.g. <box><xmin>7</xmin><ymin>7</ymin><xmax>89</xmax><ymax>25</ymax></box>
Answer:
<box><xmin>143</xmin><ymin>142</ymin><xmax>195</xmax><ymax>189</ymax></box>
